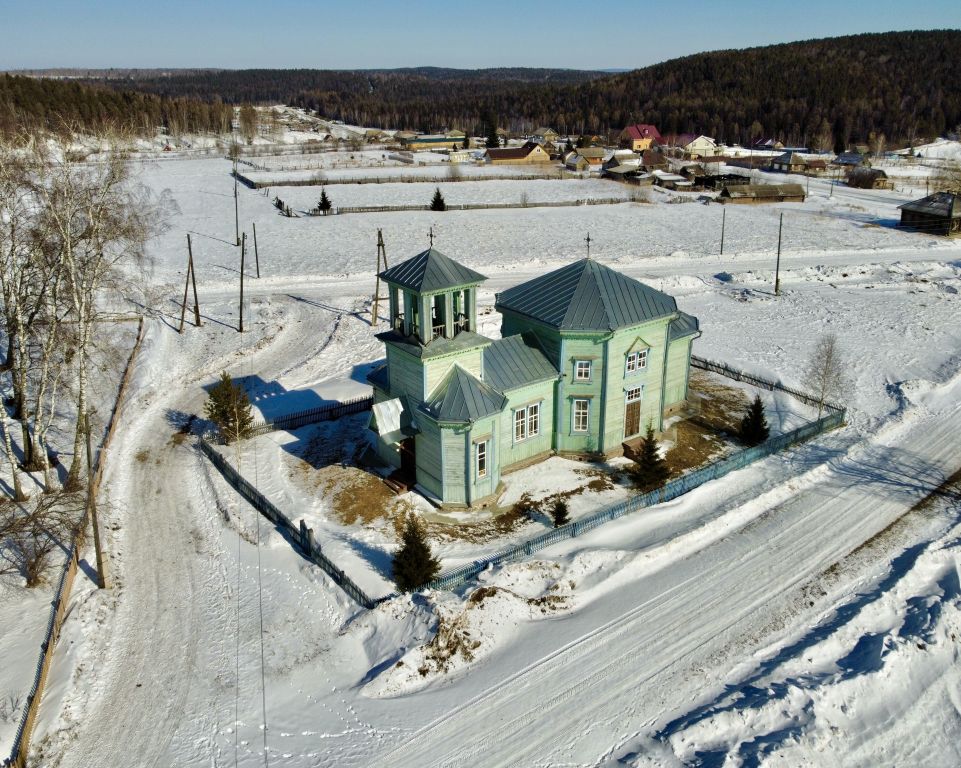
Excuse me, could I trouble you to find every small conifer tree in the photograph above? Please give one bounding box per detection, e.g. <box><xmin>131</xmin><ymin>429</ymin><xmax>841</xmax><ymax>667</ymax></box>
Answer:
<box><xmin>740</xmin><ymin>393</ymin><xmax>770</xmax><ymax>446</ymax></box>
<box><xmin>429</xmin><ymin>187</ymin><xmax>447</xmax><ymax>211</ymax></box>
<box><xmin>565</xmin><ymin>138</ymin><xmax>574</xmax><ymax>153</ymax></box>
<box><xmin>204</xmin><ymin>371</ymin><xmax>254</xmax><ymax>444</ymax></box>
<box><xmin>632</xmin><ymin>422</ymin><xmax>670</xmax><ymax>492</ymax></box>
<box><xmin>462</xmin><ymin>136</ymin><xmax>469</xmax><ymax>150</ymax></box>
<box><xmin>318</xmin><ymin>187</ymin><xmax>332</xmax><ymax>215</ymax></box>
<box><xmin>392</xmin><ymin>513</ymin><xmax>441</xmax><ymax>592</ymax></box>
<box><xmin>551</xmin><ymin>499</ymin><xmax>570</xmax><ymax>528</ymax></box>
<box><xmin>486</xmin><ymin>123</ymin><xmax>500</xmax><ymax>149</ymax></box>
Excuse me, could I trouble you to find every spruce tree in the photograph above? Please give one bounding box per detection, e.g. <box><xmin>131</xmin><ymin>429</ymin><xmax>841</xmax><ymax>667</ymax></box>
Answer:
<box><xmin>318</xmin><ymin>187</ymin><xmax>332</xmax><ymax>215</ymax></box>
<box><xmin>462</xmin><ymin>136</ymin><xmax>469</xmax><ymax>150</ymax></box>
<box><xmin>392</xmin><ymin>513</ymin><xmax>441</xmax><ymax>592</ymax></box>
<box><xmin>486</xmin><ymin>121</ymin><xmax>500</xmax><ymax>149</ymax></box>
<box><xmin>633</xmin><ymin>423</ymin><xmax>670</xmax><ymax>492</ymax></box>
<box><xmin>204</xmin><ymin>371</ymin><xmax>254</xmax><ymax>444</ymax></box>
<box><xmin>740</xmin><ymin>393</ymin><xmax>770</xmax><ymax>446</ymax></box>
<box><xmin>551</xmin><ymin>499</ymin><xmax>570</xmax><ymax>528</ymax></box>
<box><xmin>429</xmin><ymin>186</ymin><xmax>447</xmax><ymax>211</ymax></box>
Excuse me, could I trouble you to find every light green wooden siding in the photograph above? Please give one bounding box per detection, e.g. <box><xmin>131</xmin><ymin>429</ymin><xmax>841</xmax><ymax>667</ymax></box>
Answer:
<box><xmin>386</xmin><ymin>346</ymin><xmax>424</xmax><ymax>401</ymax></box>
<box><xmin>424</xmin><ymin>348</ymin><xmax>484</xmax><ymax>398</ymax></box>
<box><xmin>467</xmin><ymin>416</ymin><xmax>498</xmax><ymax>502</ymax></box>
<box><xmin>601</xmin><ymin>320</ymin><xmax>670</xmax><ymax>446</ymax></box>
<box><xmin>441</xmin><ymin>426</ymin><xmax>467</xmax><ymax>504</ymax></box>
<box><xmin>414</xmin><ymin>417</ymin><xmax>443</xmax><ymax>498</ymax></box>
<box><xmin>555</xmin><ymin>333</ymin><xmax>606</xmax><ymax>454</ymax></box>
<box><xmin>497</xmin><ymin>380</ymin><xmax>554</xmax><ymax>470</ymax></box>
<box><xmin>664</xmin><ymin>338</ymin><xmax>693</xmax><ymax>407</ymax></box>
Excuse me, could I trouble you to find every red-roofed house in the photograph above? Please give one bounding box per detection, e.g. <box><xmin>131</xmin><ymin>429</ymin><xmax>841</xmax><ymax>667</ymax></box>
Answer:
<box><xmin>619</xmin><ymin>124</ymin><xmax>662</xmax><ymax>151</ymax></box>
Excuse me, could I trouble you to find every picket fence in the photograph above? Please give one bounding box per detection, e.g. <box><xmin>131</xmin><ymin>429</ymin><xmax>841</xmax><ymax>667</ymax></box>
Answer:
<box><xmin>198</xmin><ymin>438</ymin><xmax>378</xmax><ymax>609</ymax></box>
<box><xmin>234</xmin><ymin>170</ymin><xmax>572</xmax><ymax>189</ymax></box>
<box><xmin>248</xmin><ymin>394</ymin><xmax>373</xmax><ymax>437</ymax></box>
<box><xmin>198</xmin><ymin>359</ymin><xmax>845</xmax><ymax>608</ymax></box>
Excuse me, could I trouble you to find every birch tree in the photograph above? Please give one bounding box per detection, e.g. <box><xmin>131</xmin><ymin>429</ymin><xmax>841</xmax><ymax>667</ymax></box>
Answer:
<box><xmin>803</xmin><ymin>333</ymin><xmax>847</xmax><ymax>418</ymax></box>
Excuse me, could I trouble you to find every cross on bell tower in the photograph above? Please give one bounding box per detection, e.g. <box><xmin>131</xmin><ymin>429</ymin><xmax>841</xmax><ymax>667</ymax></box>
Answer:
<box><xmin>429</xmin><ymin>226</ymin><xmax>434</xmax><ymax>247</ymax></box>
<box><xmin>585</xmin><ymin>232</ymin><xmax>592</xmax><ymax>259</ymax></box>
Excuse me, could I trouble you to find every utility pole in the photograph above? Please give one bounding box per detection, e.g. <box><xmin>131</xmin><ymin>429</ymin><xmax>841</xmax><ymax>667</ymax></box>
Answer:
<box><xmin>179</xmin><ymin>234</ymin><xmax>201</xmax><ymax>332</ymax></box>
<box><xmin>720</xmin><ymin>208</ymin><xmax>726</xmax><ymax>255</ymax></box>
<box><xmin>252</xmin><ymin>222</ymin><xmax>261</xmax><ymax>278</ymax></box>
<box><xmin>233</xmin><ymin>157</ymin><xmax>240</xmax><ymax>246</ymax></box>
<box><xmin>84</xmin><ymin>413</ymin><xmax>106</xmax><ymax>589</ymax></box>
<box><xmin>239</xmin><ymin>232</ymin><xmax>246</xmax><ymax>332</ymax></box>
<box><xmin>371</xmin><ymin>229</ymin><xmax>389</xmax><ymax>325</ymax></box>
<box><xmin>775</xmin><ymin>212</ymin><xmax>783</xmax><ymax>296</ymax></box>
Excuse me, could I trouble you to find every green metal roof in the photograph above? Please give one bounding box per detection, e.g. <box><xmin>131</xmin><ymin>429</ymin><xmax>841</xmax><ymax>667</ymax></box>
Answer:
<box><xmin>483</xmin><ymin>334</ymin><xmax>559</xmax><ymax>392</ymax></box>
<box><xmin>366</xmin><ymin>363</ymin><xmax>390</xmax><ymax>390</ymax></box>
<box><xmin>422</xmin><ymin>365</ymin><xmax>506</xmax><ymax>423</ymax></box>
<box><xmin>496</xmin><ymin>259</ymin><xmax>678</xmax><ymax>332</ymax></box>
<box><xmin>375</xmin><ymin>329</ymin><xmax>491</xmax><ymax>360</ymax></box>
<box><xmin>378</xmin><ymin>247</ymin><xmax>487</xmax><ymax>294</ymax></box>
<box><xmin>668</xmin><ymin>311</ymin><xmax>700</xmax><ymax>342</ymax></box>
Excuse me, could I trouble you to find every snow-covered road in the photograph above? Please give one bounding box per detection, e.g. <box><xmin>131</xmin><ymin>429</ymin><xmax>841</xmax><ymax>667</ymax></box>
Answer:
<box><xmin>371</xmin><ymin>377</ymin><xmax>961</xmax><ymax>767</ymax></box>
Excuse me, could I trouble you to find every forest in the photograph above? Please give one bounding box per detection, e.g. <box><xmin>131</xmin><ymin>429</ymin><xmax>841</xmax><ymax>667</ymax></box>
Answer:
<box><xmin>3</xmin><ymin>30</ymin><xmax>960</xmax><ymax>148</ymax></box>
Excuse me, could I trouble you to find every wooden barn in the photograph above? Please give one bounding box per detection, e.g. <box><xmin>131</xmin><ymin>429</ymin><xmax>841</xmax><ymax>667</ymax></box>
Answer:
<box><xmin>718</xmin><ymin>183</ymin><xmax>806</xmax><ymax>204</ymax></box>
<box><xmin>485</xmin><ymin>141</ymin><xmax>552</xmax><ymax>165</ymax></box>
<box><xmin>898</xmin><ymin>192</ymin><xmax>961</xmax><ymax>236</ymax></box>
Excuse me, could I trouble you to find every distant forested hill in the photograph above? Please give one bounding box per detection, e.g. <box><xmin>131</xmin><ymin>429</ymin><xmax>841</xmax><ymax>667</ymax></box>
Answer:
<box><xmin>4</xmin><ymin>30</ymin><xmax>960</xmax><ymax>147</ymax></box>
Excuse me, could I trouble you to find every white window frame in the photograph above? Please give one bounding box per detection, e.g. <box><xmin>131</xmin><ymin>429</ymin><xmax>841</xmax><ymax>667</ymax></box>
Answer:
<box><xmin>626</xmin><ymin>386</ymin><xmax>642</xmax><ymax>403</ymax></box>
<box><xmin>527</xmin><ymin>402</ymin><xmax>540</xmax><ymax>438</ymax></box>
<box><xmin>513</xmin><ymin>408</ymin><xmax>527</xmax><ymax>442</ymax></box>
<box><xmin>572</xmin><ymin>399</ymin><xmax>590</xmax><ymax>432</ymax></box>
<box><xmin>512</xmin><ymin>402</ymin><xmax>541</xmax><ymax>443</ymax></box>
<box><xmin>626</xmin><ymin>348</ymin><xmax>649</xmax><ymax>374</ymax></box>
<box><xmin>574</xmin><ymin>360</ymin><xmax>592</xmax><ymax>381</ymax></box>
<box><xmin>476</xmin><ymin>440</ymin><xmax>488</xmax><ymax>479</ymax></box>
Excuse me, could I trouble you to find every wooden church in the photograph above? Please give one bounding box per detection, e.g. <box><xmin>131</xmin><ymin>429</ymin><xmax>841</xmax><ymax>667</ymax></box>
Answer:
<box><xmin>367</xmin><ymin>248</ymin><xmax>700</xmax><ymax>507</ymax></box>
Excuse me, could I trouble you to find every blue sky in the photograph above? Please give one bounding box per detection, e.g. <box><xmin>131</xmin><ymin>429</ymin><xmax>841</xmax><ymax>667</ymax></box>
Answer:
<box><xmin>2</xmin><ymin>0</ymin><xmax>959</xmax><ymax>70</ymax></box>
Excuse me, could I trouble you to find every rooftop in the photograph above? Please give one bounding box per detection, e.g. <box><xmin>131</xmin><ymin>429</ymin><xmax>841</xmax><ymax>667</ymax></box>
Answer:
<box><xmin>379</xmin><ymin>247</ymin><xmax>486</xmax><ymax>294</ymax></box>
<box><xmin>483</xmin><ymin>334</ymin><xmax>559</xmax><ymax>392</ymax></box>
<box><xmin>899</xmin><ymin>192</ymin><xmax>961</xmax><ymax>218</ymax></box>
<box><xmin>496</xmin><ymin>259</ymin><xmax>678</xmax><ymax>332</ymax></box>
<box><xmin>422</xmin><ymin>365</ymin><xmax>506</xmax><ymax>424</ymax></box>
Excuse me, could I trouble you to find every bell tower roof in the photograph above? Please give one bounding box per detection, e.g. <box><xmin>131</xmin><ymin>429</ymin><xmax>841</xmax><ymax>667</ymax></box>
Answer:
<box><xmin>378</xmin><ymin>247</ymin><xmax>487</xmax><ymax>294</ymax></box>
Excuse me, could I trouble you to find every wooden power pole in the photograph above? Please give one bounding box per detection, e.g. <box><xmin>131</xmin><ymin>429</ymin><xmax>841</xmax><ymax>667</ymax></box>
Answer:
<box><xmin>239</xmin><ymin>232</ymin><xmax>246</xmax><ymax>332</ymax></box>
<box><xmin>371</xmin><ymin>229</ymin><xmax>389</xmax><ymax>325</ymax></box>
<box><xmin>774</xmin><ymin>212</ymin><xmax>783</xmax><ymax>296</ymax></box>
<box><xmin>720</xmin><ymin>208</ymin><xmax>726</xmax><ymax>255</ymax></box>
<box><xmin>179</xmin><ymin>234</ymin><xmax>201</xmax><ymax>333</ymax></box>
<box><xmin>233</xmin><ymin>158</ymin><xmax>240</xmax><ymax>246</ymax></box>
<box><xmin>252</xmin><ymin>222</ymin><xmax>261</xmax><ymax>278</ymax></box>
<box><xmin>84</xmin><ymin>413</ymin><xmax>106</xmax><ymax>589</ymax></box>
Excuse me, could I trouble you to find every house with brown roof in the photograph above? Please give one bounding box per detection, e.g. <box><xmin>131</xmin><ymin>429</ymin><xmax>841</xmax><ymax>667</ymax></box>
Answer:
<box><xmin>619</xmin><ymin>124</ymin><xmax>662</xmax><ymax>151</ymax></box>
<box><xmin>719</xmin><ymin>183</ymin><xmax>806</xmax><ymax>204</ymax></box>
<box><xmin>533</xmin><ymin>127</ymin><xmax>560</xmax><ymax>144</ymax></box>
<box><xmin>485</xmin><ymin>141</ymin><xmax>552</xmax><ymax>165</ymax></box>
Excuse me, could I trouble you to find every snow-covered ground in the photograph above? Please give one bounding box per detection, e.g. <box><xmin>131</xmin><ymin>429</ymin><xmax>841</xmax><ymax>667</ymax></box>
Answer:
<box><xmin>5</xmin><ymin>149</ymin><xmax>961</xmax><ymax>767</ymax></box>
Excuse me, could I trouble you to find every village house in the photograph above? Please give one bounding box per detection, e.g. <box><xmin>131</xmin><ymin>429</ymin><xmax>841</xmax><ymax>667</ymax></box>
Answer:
<box><xmin>657</xmin><ymin>134</ymin><xmax>719</xmax><ymax>159</ymax></box>
<box><xmin>619</xmin><ymin>124</ymin><xmax>662</xmax><ymax>151</ymax></box>
<box><xmin>847</xmin><ymin>167</ymin><xmax>893</xmax><ymax>190</ymax></box>
<box><xmin>769</xmin><ymin>151</ymin><xmax>808</xmax><ymax>173</ymax></box>
<box><xmin>533</xmin><ymin>127</ymin><xmax>560</xmax><ymax>144</ymax></box>
<box><xmin>574</xmin><ymin>147</ymin><xmax>606</xmax><ymax>167</ymax></box>
<box><xmin>485</xmin><ymin>141</ymin><xmax>552</xmax><ymax>165</ymax></box>
<box><xmin>898</xmin><ymin>192</ymin><xmax>961</xmax><ymax>236</ymax></box>
<box><xmin>564</xmin><ymin>152</ymin><xmax>590</xmax><ymax>172</ymax></box>
<box><xmin>397</xmin><ymin>133</ymin><xmax>465</xmax><ymax>151</ymax></box>
<box><xmin>367</xmin><ymin>249</ymin><xmax>700</xmax><ymax>507</ymax></box>
<box><xmin>718</xmin><ymin>183</ymin><xmax>806</xmax><ymax>204</ymax></box>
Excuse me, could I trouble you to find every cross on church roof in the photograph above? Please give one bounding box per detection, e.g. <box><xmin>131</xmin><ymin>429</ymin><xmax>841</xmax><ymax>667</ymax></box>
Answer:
<box><xmin>585</xmin><ymin>232</ymin><xmax>592</xmax><ymax>259</ymax></box>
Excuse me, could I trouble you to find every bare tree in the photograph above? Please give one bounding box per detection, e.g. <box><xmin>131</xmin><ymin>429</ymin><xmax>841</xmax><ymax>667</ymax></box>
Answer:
<box><xmin>803</xmin><ymin>333</ymin><xmax>846</xmax><ymax>417</ymax></box>
<box><xmin>1</xmin><ymin>492</ymin><xmax>82</xmax><ymax>586</ymax></box>
<box><xmin>933</xmin><ymin>161</ymin><xmax>961</xmax><ymax>195</ymax></box>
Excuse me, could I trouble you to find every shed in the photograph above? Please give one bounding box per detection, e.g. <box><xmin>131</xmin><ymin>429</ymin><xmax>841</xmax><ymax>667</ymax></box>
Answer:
<box><xmin>898</xmin><ymin>192</ymin><xmax>961</xmax><ymax>236</ymax></box>
<box><xmin>718</xmin><ymin>183</ymin><xmax>806</xmax><ymax>204</ymax></box>
<box><xmin>847</xmin><ymin>167</ymin><xmax>893</xmax><ymax>190</ymax></box>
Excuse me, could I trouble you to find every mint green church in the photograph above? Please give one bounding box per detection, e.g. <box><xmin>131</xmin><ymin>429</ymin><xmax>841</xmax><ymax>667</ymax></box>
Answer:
<box><xmin>367</xmin><ymin>247</ymin><xmax>700</xmax><ymax>507</ymax></box>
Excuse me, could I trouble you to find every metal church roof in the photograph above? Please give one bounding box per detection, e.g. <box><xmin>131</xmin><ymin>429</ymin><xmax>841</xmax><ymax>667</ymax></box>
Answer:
<box><xmin>423</xmin><ymin>365</ymin><xmax>506</xmax><ymax>423</ymax></box>
<box><xmin>495</xmin><ymin>259</ymin><xmax>678</xmax><ymax>332</ymax></box>
<box><xmin>483</xmin><ymin>334</ymin><xmax>559</xmax><ymax>392</ymax></box>
<box><xmin>378</xmin><ymin>247</ymin><xmax>487</xmax><ymax>294</ymax></box>
<box><xmin>668</xmin><ymin>311</ymin><xmax>701</xmax><ymax>341</ymax></box>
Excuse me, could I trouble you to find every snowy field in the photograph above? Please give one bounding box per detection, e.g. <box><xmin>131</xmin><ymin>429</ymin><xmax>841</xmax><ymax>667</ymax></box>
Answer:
<box><xmin>250</xmin><ymin>149</ymin><xmax>451</xmax><ymax>172</ymax></box>
<box><xmin>6</xmin><ymin>148</ymin><xmax>961</xmax><ymax>767</ymax></box>
<box><xmin>242</xmin><ymin>161</ymin><xmax>562</xmax><ymax>186</ymax></box>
